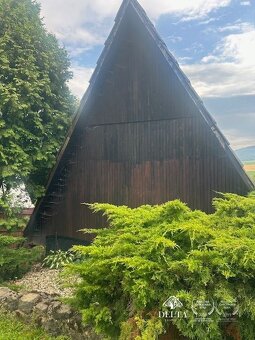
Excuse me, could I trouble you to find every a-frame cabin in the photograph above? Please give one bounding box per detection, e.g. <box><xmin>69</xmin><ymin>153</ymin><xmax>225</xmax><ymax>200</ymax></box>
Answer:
<box><xmin>25</xmin><ymin>0</ymin><xmax>254</xmax><ymax>249</ymax></box>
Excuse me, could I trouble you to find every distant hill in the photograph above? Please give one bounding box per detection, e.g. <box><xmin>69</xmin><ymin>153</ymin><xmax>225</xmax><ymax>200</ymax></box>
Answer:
<box><xmin>235</xmin><ymin>146</ymin><xmax>255</xmax><ymax>162</ymax></box>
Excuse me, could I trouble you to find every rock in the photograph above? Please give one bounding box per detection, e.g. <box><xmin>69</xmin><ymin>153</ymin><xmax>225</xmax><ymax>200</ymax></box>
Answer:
<box><xmin>7</xmin><ymin>297</ymin><xmax>19</xmax><ymax>311</ymax></box>
<box><xmin>0</xmin><ymin>287</ymin><xmax>12</xmax><ymax>298</ymax></box>
<box><xmin>54</xmin><ymin>304</ymin><xmax>73</xmax><ymax>320</ymax></box>
<box><xmin>34</xmin><ymin>302</ymin><xmax>48</xmax><ymax>313</ymax></box>
<box><xmin>43</xmin><ymin>318</ymin><xmax>61</xmax><ymax>336</ymax></box>
<box><xmin>15</xmin><ymin>309</ymin><xmax>27</xmax><ymax>319</ymax></box>
<box><xmin>18</xmin><ymin>293</ymin><xmax>41</xmax><ymax>313</ymax></box>
<box><xmin>0</xmin><ymin>287</ymin><xmax>19</xmax><ymax>311</ymax></box>
<box><xmin>51</xmin><ymin>300</ymin><xmax>61</xmax><ymax>311</ymax></box>
<box><xmin>0</xmin><ymin>286</ymin><xmax>100</xmax><ymax>339</ymax></box>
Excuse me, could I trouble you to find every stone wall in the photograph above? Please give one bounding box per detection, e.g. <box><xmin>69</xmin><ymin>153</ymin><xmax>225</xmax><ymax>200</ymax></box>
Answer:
<box><xmin>0</xmin><ymin>287</ymin><xmax>98</xmax><ymax>339</ymax></box>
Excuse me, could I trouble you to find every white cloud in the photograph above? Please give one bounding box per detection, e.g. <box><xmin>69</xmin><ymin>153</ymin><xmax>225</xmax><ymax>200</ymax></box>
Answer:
<box><xmin>56</xmin><ymin>28</ymin><xmax>104</xmax><ymax>47</ymax></box>
<box><xmin>225</xmin><ymin>129</ymin><xmax>255</xmax><ymax>149</ymax></box>
<box><xmin>38</xmin><ymin>0</ymin><xmax>231</xmax><ymax>49</ymax></box>
<box><xmin>38</xmin><ymin>1</ymin><xmax>255</xmax><ymax>101</ymax></box>
<box><xmin>68</xmin><ymin>66</ymin><xmax>94</xmax><ymax>98</ymax></box>
<box><xmin>178</xmin><ymin>56</ymin><xmax>193</xmax><ymax>63</ymax></box>
<box><xmin>166</xmin><ymin>35</ymin><xmax>183</xmax><ymax>43</ymax></box>
<box><xmin>37</xmin><ymin>0</ymin><xmax>235</xmax><ymax>96</ymax></box>
<box><xmin>202</xmin><ymin>21</ymin><xmax>255</xmax><ymax>65</ymax></box>
<box><xmin>217</xmin><ymin>21</ymin><xmax>253</xmax><ymax>33</ymax></box>
<box><xmin>39</xmin><ymin>0</ymin><xmax>118</xmax><ymax>49</ymax></box>
<box><xmin>68</xmin><ymin>47</ymin><xmax>93</xmax><ymax>58</ymax></box>
<box><xmin>240</xmin><ymin>1</ymin><xmax>251</xmax><ymax>6</ymax></box>
<box><xmin>139</xmin><ymin>0</ymin><xmax>231</xmax><ymax>20</ymax></box>
<box><xmin>183</xmin><ymin>62</ymin><xmax>255</xmax><ymax>97</ymax></box>
<box><xmin>220</xmin><ymin>29</ymin><xmax>255</xmax><ymax>65</ymax></box>
<box><xmin>182</xmin><ymin>27</ymin><xmax>255</xmax><ymax>97</ymax></box>
<box><xmin>198</xmin><ymin>17</ymin><xmax>218</xmax><ymax>25</ymax></box>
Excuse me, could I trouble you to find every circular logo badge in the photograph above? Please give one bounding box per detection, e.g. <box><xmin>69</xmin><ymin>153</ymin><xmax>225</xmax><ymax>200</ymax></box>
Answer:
<box><xmin>215</xmin><ymin>300</ymin><xmax>239</xmax><ymax>318</ymax></box>
<box><xmin>191</xmin><ymin>299</ymin><xmax>215</xmax><ymax>318</ymax></box>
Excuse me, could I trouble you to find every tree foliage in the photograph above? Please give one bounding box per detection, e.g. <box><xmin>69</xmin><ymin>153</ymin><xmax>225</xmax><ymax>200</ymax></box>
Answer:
<box><xmin>0</xmin><ymin>0</ymin><xmax>77</xmax><ymax>201</ymax></box>
<box><xmin>66</xmin><ymin>193</ymin><xmax>255</xmax><ymax>339</ymax></box>
<box><xmin>0</xmin><ymin>193</ymin><xmax>27</xmax><ymax>230</ymax></box>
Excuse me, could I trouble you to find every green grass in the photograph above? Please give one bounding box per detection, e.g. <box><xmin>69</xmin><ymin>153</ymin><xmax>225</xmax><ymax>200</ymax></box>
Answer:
<box><xmin>243</xmin><ymin>160</ymin><xmax>255</xmax><ymax>165</ymax></box>
<box><xmin>1</xmin><ymin>282</ymin><xmax>25</xmax><ymax>292</ymax></box>
<box><xmin>242</xmin><ymin>160</ymin><xmax>255</xmax><ymax>183</ymax></box>
<box><xmin>247</xmin><ymin>171</ymin><xmax>255</xmax><ymax>182</ymax></box>
<box><xmin>0</xmin><ymin>311</ymin><xmax>68</xmax><ymax>340</ymax></box>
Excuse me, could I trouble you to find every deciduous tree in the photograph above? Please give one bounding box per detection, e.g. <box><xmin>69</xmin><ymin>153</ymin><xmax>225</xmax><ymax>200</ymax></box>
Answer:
<box><xmin>0</xmin><ymin>0</ymin><xmax>77</xmax><ymax>204</ymax></box>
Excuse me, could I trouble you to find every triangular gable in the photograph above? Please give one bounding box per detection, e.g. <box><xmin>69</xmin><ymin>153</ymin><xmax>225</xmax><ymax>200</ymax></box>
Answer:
<box><xmin>25</xmin><ymin>0</ymin><xmax>254</xmax><ymax>235</ymax></box>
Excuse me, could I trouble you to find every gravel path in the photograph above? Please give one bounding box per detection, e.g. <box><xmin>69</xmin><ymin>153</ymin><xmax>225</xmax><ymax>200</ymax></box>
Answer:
<box><xmin>12</xmin><ymin>265</ymin><xmax>75</xmax><ymax>297</ymax></box>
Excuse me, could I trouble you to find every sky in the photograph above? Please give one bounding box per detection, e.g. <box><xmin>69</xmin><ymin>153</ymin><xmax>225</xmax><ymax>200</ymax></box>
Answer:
<box><xmin>38</xmin><ymin>0</ymin><xmax>255</xmax><ymax>150</ymax></box>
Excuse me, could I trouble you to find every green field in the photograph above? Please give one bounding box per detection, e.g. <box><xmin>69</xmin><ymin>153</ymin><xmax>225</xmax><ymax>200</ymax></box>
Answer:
<box><xmin>243</xmin><ymin>160</ymin><xmax>255</xmax><ymax>165</ymax></box>
<box><xmin>248</xmin><ymin>171</ymin><xmax>255</xmax><ymax>182</ymax></box>
<box><xmin>243</xmin><ymin>160</ymin><xmax>255</xmax><ymax>183</ymax></box>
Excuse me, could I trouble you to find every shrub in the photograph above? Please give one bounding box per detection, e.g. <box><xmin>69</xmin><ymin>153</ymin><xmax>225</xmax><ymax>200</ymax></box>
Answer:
<box><xmin>65</xmin><ymin>193</ymin><xmax>255</xmax><ymax>340</ymax></box>
<box><xmin>0</xmin><ymin>190</ymin><xmax>44</xmax><ymax>282</ymax></box>
<box><xmin>0</xmin><ymin>235</ymin><xmax>44</xmax><ymax>282</ymax></box>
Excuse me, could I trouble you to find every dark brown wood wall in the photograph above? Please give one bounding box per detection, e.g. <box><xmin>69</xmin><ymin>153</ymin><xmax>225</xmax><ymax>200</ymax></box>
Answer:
<box><xmin>34</xmin><ymin>5</ymin><xmax>250</xmax><ymax>242</ymax></box>
<box><xmin>41</xmin><ymin>117</ymin><xmax>248</xmax><ymax>241</ymax></box>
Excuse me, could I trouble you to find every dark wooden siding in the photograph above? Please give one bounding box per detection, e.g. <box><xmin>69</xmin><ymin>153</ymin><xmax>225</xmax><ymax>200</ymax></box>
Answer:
<box><xmin>27</xmin><ymin>3</ymin><xmax>252</xmax><ymax>244</ymax></box>
<box><xmin>40</xmin><ymin>117</ymin><xmax>248</xmax><ymax>241</ymax></box>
